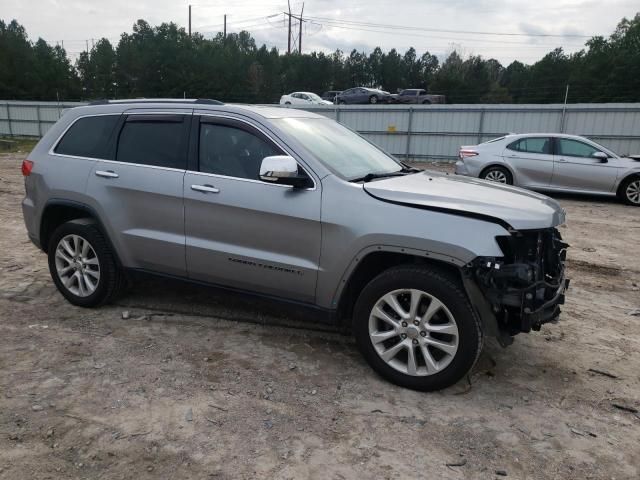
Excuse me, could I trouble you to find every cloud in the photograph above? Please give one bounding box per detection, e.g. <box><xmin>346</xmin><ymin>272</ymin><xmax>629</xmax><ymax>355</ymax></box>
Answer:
<box><xmin>2</xmin><ymin>0</ymin><xmax>637</xmax><ymax>65</ymax></box>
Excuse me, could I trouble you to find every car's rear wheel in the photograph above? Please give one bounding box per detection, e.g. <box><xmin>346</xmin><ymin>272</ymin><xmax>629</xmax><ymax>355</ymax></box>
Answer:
<box><xmin>618</xmin><ymin>176</ymin><xmax>640</xmax><ymax>206</ymax></box>
<box><xmin>481</xmin><ymin>166</ymin><xmax>513</xmax><ymax>185</ymax></box>
<box><xmin>369</xmin><ymin>95</ymin><xmax>378</xmax><ymax>104</ymax></box>
<box><xmin>284</xmin><ymin>101</ymin><xmax>291</xmax><ymax>105</ymax></box>
<box><xmin>421</xmin><ymin>100</ymin><xmax>432</xmax><ymax>105</ymax></box>
<box><xmin>48</xmin><ymin>219</ymin><xmax>123</xmax><ymax>307</ymax></box>
<box><xmin>338</xmin><ymin>100</ymin><xmax>346</xmax><ymax>105</ymax></box>
<box><xmin>353</xmin><ymin>266</ymin><xmax>483</xmax><ymax>391</ymax></box>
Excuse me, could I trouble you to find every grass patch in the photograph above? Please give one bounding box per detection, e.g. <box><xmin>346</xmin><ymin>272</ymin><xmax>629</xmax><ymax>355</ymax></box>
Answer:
<box><xmin>0</xmin><ymin>136</ymin><xmax>39</xmax><ymax>154</ymax></box>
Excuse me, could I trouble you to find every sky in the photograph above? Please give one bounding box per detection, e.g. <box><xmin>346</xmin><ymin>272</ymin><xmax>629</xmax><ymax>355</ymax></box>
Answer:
<box><xmin>3</xmin><ymin>0</ymin><xmax>639</xmax><ymax>65</ymax></box>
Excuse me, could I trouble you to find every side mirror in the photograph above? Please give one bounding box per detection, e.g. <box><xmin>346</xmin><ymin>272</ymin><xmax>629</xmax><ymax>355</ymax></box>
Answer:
<box><xmin>260</xmin><ymin>155</ymin><xmax>311</xmax><ymax>188</ymax></box>
<box><xmin>592</xmin><ymin>151</ymin><xmax>608</xmax><ymax>162</ymax></box>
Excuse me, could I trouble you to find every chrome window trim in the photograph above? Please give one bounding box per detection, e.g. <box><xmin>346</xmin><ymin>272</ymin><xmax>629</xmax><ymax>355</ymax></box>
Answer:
<box><xmin>89</xmin><ymin>158</ymin><xmax>187</xmax><ymax>173</ymax></box>
<box><xmin>48</xmin><ymin>111</ymin><xmax>193</xmax><ymax>163</ymax></box>
<box><xmin>194</xmin><ymin>112</ymin><xmax>318</xmax><ymax>191</ymax></box>
<box><xmin>187</xmin><ymin>170</ymin><xmax>296</xmax><ymax>189</ymax></box>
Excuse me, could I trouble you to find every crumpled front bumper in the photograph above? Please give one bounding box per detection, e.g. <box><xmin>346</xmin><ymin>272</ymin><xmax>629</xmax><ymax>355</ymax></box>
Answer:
<box><xmin>464</xmin><ymin>227</ymin><xmax>569</xmax><ymax>343</ymax></box>
<box><xmin>507</xmin><ymin>271</ymin><xmax>569</xmax><ymax>332</ymax></box>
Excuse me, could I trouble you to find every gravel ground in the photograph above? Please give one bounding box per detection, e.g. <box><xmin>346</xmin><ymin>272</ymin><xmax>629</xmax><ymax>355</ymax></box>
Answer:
<box><xmin>1</xmin><ymin>153</ymin><xmax>639</xmax><ymax>479</ymax></box>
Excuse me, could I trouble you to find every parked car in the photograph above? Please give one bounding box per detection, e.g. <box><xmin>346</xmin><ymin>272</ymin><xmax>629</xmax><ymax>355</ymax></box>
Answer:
<box><xmin>335</xmin><ymin>87</ymin><xmax>391</xmax><ymax>104</ymax></box>
<box><xmin>456</xmin><ymin>133</ymin><xmax>640</xmax><ymax>206</ymax></box>
<box><xmin>22</xmin><ymin>99</ymin><xmax>569</xmax><ymax>391</ymax></box>
<box><xmin>321</xmin><ymin>90</ymin><xmax>343</xmax><ymax>103</ymax></box>
<box><xmin>391</xmin><ymin>89</ymin><xmax>446</xmax><ymax>105</ymax></box>
<box><xmin>280</xmin><ymin>92</ymin><xmax>332</xmax><ymax>106</ymax></box>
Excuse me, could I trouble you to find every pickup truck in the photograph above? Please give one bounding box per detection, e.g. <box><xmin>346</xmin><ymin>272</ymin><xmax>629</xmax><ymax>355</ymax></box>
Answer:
<box><xmin>391</xmin><ymin>89</ymin><xmax>446</xmax><ymax>105</ymax></box>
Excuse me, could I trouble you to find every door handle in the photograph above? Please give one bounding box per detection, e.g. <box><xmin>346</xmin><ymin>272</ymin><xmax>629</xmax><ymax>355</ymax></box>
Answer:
<box><xmin>557</xmin><ymin>158</ymin><xmax>567</xmax><ymax>163</ymax></box>
<box><xmin>191</xmin><ymin>184</ymin><xmax>220</xmax><ymax>194</ymax></box>
<box><xmin>95</xmin><ymin>170</ymin><xmax>119</xmax><ymax>178</ymax></box>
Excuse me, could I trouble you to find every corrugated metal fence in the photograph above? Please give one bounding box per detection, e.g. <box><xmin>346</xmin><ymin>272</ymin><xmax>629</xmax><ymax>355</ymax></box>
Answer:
<box><xmin>2</xmin><ymin>100</ymin><xmax>640</xmax><ymax>160</ymax></box>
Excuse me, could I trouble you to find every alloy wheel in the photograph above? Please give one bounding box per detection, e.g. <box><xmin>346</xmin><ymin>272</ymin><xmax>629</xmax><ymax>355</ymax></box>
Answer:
<box><xmin>626</xmin><ymin>179</ymin><xmax>640</xmax><ymax>204</ymax></box>
<box><xmin>54</xmin><ymin>234</ymin><xmax>101</xmax><ymax>297</ymax></box>
<box><xmin>485</xmin><ymin>170</ymin><xmax>508</xmax><ymax>183</ymax></box>
<box><xmin>368</xmin><ymin>289</ymin><xmax>459</xmax><ymax>376</ymax></box>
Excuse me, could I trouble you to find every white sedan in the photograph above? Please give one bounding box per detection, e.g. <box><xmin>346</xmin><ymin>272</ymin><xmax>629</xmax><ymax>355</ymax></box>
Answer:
<box><xmin>280</xmin><ymin>92</ymin><xmax>333</xmax><ymax>106</ymax></box>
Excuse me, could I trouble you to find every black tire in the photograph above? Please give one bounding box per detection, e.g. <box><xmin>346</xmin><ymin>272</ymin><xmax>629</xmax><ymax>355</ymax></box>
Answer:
<box><xmin>369</xmin><ymin>95</ymin><xmax>378</xmax><ymax>104</ymax></box>
<box><xmin>480</xmin><ymin>165</ymin><xmax>513</xmax><ymax>185</ymax></box>
<box><xmin>617</xmin><ymin>175</ymin><xmax>640</xmax><ymax>206</ymax></box>
<box><xmin>353</xmin><ymin>266</ymin><xmax>483</xmax><ymax>391</ymax></box>
<box><xmin>421</xmin><ymin>100</ymin><xmax>432</xmax><ymax>105</ymax></box>
<box><xmin>47</xmin><ymin>219</ymin><xmax>124</xmax><ymax>307</ymax></box>
<box><xmin>284</xmin><ymin>101</ymin><xmax>291</xmax><ymax>105</ymax></box>
<box><xmin>338</xmin><ymin>100</ymin><xmax>346</xmax><ymax>105</ymax></box>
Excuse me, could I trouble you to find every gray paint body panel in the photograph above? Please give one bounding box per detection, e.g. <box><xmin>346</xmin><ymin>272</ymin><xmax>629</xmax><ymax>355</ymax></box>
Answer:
<box><xmin>23</xmin><ymin>101</ymin><xmax>564</xmax><ymax>313</ymax></box>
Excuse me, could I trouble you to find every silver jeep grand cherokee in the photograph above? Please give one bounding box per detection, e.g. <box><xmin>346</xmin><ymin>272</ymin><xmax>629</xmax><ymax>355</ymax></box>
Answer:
<box><xmin>21</xmin><ymin>99</ymin><xmax>569</xmax><ymax>391</ymax></box>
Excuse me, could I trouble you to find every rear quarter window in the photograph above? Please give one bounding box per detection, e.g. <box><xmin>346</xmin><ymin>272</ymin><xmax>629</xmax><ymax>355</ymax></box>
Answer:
<box><xmin>54</xmin><ymin>115</ymin><xmax>120</xmax><ymax>159</ymax></box>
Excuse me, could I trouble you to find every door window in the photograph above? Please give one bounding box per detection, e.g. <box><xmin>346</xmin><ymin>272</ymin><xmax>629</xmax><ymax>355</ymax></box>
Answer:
<box><xmin>55</xmin><ymin>115</ymin><xmax>120</xmax><ymax>159</ymax></box>
<box><xmin>199</xmin><ymin>122</ymin><xmax>283</xmax><ymax>180</ymax></box>
<box><xmin>116</xmin><ymin>116</ymin><xmax>188</xmax><ymax>169</ymax></box>
<box><xmin>507</xmin><ymin>137</ymin><xmax>552</xmax><ymax>155</ymax></box>
<box><xmin>557</xmin><ymin>138</ymin><xmax>599</xmax><ymax>158</ymax></box>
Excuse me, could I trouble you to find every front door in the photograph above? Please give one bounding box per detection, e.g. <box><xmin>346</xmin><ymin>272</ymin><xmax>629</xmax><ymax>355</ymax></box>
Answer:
<box><xmin>183</xmin><ymin>115</ymin><xmax>322</xmax><ymax>303</ymax></box>
<box><xmin>552</xmin><ymin>138</ymin><xmax>619</xmax><ymax>193</ymax></box>
<box><xmin>86</xmin><ymin>113</ymin><xmax>190</xmax><ymax>276</ymax></box>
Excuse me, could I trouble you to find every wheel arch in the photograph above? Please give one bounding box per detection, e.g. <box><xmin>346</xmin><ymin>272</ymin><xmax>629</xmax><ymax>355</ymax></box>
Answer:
<box><xmin>40</xmin><ymin>200</ymin><xmax>121</xmax><ymax>266</ymax></box>
<box><xmin>334</xmin><ymin>247</ymin><xmax>464</xmax><ymax>324</ymax></box>
<box><xmin>616</xmin><ymin>171</ymin><xmax>640</xmax><ymax>196</ymax></box>
<box><xmin>479</xmin><ymin>162</ymin><xmax>515</xmax><ymax>182</ymax></box>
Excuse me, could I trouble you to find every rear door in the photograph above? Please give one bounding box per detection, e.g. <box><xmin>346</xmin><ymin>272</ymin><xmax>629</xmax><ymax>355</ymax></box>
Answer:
<box><xmin>183</xmin><ymin>114</ymin><xmax>322</xmax><ymax>303</ymax></box>
<box><xmin>552</xmin><ymin>137</ymin><xmax>620</xmax><ymax>193</ymax></box>
<box><xmin>86</xmin><ymin>112</ymin><xmax>190</xmax><ymax>276</ymax></box>
<box><xmin>503</xmin><ymin>136</ymin><xmax>554</xmax><ymax>187</ymax></box>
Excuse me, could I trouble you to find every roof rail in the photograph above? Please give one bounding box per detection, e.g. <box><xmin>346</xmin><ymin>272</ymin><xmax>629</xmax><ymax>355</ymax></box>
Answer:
<box><xmin>88</xmin><ymin>98</ymin><xmax>224</xmax><ymax>106</ymax></box>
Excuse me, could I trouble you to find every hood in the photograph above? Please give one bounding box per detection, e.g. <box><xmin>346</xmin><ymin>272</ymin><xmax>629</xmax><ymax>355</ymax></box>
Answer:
<box><xmin>363</xmin><ymin>170</ymin><xmax>566</xmax><ymax>230</ymax></box>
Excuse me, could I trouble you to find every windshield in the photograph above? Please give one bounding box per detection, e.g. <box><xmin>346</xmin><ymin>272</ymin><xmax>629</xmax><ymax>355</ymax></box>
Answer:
<box><xmin>274</xmin><ymin>117</ymin><xmax>402</xmax><ymax>180</ymax></box>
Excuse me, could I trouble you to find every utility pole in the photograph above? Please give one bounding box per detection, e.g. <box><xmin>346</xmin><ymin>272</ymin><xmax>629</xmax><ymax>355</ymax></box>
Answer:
<box><xmin>86</xmin><ymin>39</ymin><xmax>89</xmax><ymax>54</ymax></box>
<box><xmin>287</xmin><ymin>1</ymin><xmax>292</xmax><ymax>54</ymax></box>
<box><xmin>298</xmin><ymin>3</ymin><xmax>304</xmax><ymax>54</ymax></box>
<box><xmin>188</xmin><ymin>4</ymin><xmax>192</xmax><ymax>37</ymax></box>
<box><xmin>224</xmin><ymin>14</ymin><xmax>227</xmax><ymax>40</ymax></box>
<box><xmin>284</xmin><ymin>4</ymin><xmax>306</xmax><ymax>54</ymax></box>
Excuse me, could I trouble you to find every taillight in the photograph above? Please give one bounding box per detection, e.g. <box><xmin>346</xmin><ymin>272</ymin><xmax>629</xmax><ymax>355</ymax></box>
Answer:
<box><xmin>21</xmin><ymin>159</ymin><xmax>34</xmax><ymax>176</ymax></box>
<box><xmin>459</xmin><ymin>149</ymin><xmax>479</xmax><ymax>159</ymax></box>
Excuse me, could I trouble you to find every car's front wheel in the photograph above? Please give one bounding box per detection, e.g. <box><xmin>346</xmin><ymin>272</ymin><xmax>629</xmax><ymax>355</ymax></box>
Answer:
<box><xmin>618</xmin><ymin>176</ymin><xmax>640</xmax><ymax>206</ymax></box>
<box><xmin>369</xmin><ymin>95</ymin><xmax>378</xmax><ymax>104</ymax></box>
<box><xmin>48</xmin><ymin>219</ymin><xmax>123</xmax><ymax>307</ymax></box>
<box><xmin>481</xmin><ymin>165</ymin><xmax>513</xmax><ymax>185</ymax></box>
<box><xmin>353</xmin><ymin>266</ymin><xmax>483</xmax><ymax>391</ymax></box>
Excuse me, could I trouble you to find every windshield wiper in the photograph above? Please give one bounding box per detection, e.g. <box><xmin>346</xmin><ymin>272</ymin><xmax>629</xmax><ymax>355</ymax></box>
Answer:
<box><xmin>350</xmin><ymin>170</ymin><xmax>410</xmax><ymax>183</ymax></box>
<box><xmin>350</xmin><ymin>164</ymin><xmax>421</xmax><ymax>183</ymax></box>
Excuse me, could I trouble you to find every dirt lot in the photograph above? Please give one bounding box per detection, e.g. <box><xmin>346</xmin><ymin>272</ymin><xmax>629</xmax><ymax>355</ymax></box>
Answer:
<box><xmin>1</xmin><ymin>152</ymin><xmax>639</xmax><ymax>479</ymax></box>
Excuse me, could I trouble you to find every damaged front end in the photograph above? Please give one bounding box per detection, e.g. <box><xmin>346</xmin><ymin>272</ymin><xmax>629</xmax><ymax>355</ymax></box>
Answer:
<box><xmin>464</xmin><ymin>228</ymin><xmax>569</xmax><ymax>346</ymax></box>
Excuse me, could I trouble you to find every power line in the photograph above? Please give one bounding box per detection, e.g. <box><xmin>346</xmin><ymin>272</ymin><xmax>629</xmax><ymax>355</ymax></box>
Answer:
<box><xmin>304</xmin><ymin>16</ymin><xmax>593</xmax><ymax>38</ymax></box>
<box><xmin>304</xmin><ymin>19</ymin><xmax>587</xmax><ymax>48</ymax></box>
